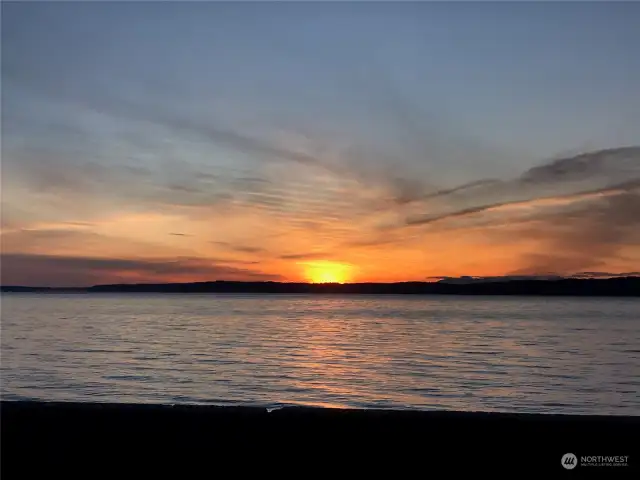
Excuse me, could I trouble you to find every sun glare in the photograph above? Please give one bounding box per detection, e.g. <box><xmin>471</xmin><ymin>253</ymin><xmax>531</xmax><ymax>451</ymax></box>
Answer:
<box><xmin>303</xmin><ymin>261</ymin><xmax>354</xmax><ymax>284</ymax></box>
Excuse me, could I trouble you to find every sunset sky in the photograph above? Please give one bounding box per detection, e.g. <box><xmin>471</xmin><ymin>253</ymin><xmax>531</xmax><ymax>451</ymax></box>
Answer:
<box><xmin>2</xmin><ymin>1</ymin><xmax>639</xmax><ymax>286</ymax></box>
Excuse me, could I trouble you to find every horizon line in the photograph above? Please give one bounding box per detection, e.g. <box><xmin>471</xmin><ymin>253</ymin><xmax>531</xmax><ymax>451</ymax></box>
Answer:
<box><xmin>3</xmin><ymin>275</ymin><xmax>640</xmax><ymax>290</ymax></box>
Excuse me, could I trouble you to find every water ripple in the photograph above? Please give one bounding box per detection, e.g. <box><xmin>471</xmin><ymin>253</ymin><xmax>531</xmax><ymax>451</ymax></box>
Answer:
<box><xmin>2</xmin><ymin>293</ymin><xmax>639</xmax><ymax>414</ymax></box>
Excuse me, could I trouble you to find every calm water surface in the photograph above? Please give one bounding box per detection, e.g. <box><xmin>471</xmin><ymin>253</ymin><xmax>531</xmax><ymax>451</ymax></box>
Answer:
<box><xmin>2</xmin><ymin>294</ymin><xmax>639</xmax><ymax>414</ymax></box>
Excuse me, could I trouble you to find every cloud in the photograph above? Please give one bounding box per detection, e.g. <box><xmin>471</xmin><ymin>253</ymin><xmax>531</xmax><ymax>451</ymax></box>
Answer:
<box><xmin>279</xmin><ymin>252</ymin><xmax>331</xmax><ymax>260</ymax></box>
<box><xmin>62</xmin><ymin>221</ymin><xmax>95</xmax><ymax>227</ymax></box>
<box><xmin>4</xmin><ymin>51</ymin><xmax>640</xmax><ymax>282</ymax></box>
<box><xmin>520</xmin><ymin>146</ymin><xmax>640</xmax><ymax>185</ymax></box>
<box><xmin>509</xmin><ymin>191</ymin><xmax>640</xmax><ymax>275</ymax></box>
<box><xmin>150</xmin><ymin>147</ymin><xmax>640</xmax><ymax>279</ymax></box>
<box><xmin>7</xmin><ymin>69</ymin><xmax>348</xmax><ymax>176</ymax></box>
<box><xmin>0</xmin><ymin>253</ymin><xmax>284</xmax><ymax>287</ymax></box>
<box><xmin>330</xmin><ymin>147</ymin><xmax>639</xmax><ymax>277</ymax></box>
<box><xmin>210</xmin><ymin>241</ymin><xmax>268</xmax><ymax>255</ymax></box>
<box><xmin>403</xmin><ymin>178</ymin><xmax>640</xmax><ymax>228</ymax></box>
<box><xmin>417</xmin><ymin>179</ymin><xmax>502</xmax><ymax>203</ymax></box>
<box><xmin>0</xmin><ymin>227</ymin><xmax>262</xmax><ymax>265</ymax></box>
<box><xmin>0</xmin><ymin>228</ymin><xmax>109</xmax><ymax>253</ymax></box>
<box><xmin>6</xmin><ymin>58</ymin><xmax>524</xmax><ymax>232</ymax></box>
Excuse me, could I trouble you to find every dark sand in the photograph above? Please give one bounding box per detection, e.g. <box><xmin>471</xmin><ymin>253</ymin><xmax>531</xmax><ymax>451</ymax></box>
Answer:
<box><xmin>2</xmin><ymin>401</ymin><xmax>637</xmax><ymax>476</ymax></box>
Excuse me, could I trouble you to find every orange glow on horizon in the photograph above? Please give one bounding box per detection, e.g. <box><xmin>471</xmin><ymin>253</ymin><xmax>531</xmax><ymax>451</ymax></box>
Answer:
<box><xmin>303</xmin><ymin>261</ymin><xmax>354</xmax><ymax>284</ymax></box>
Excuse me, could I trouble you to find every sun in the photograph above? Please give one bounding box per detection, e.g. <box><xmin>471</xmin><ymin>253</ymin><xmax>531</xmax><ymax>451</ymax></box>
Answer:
<box><xmin>303</xmin><ymin>261</ymin><xmax>354</xmax><ymax>284</ymax></box>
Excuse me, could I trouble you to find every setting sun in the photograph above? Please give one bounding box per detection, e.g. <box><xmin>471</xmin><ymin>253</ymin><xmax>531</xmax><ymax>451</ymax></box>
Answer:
<box><xmin>303</xmin><ymin>261</ymin><xmax>354</xmax><ymax>284</ymax></box>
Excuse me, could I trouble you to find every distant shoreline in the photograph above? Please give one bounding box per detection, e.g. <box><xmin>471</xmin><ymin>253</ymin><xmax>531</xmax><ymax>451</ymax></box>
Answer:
<box><xmin>2</xmin><ymin>276</ymin><xmax>639</xmax><ymax>296</ymax></box>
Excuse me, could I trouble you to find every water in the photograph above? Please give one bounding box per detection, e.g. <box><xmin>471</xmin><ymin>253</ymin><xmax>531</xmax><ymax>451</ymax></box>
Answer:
<box><xmin>2</xmin><ymin>293</ymin><xmax>639</xmax><ymax>415</ymax></box>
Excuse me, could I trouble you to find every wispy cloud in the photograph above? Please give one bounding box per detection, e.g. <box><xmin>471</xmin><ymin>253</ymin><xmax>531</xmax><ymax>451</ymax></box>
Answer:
<box><xmin>404</xmin><ymin>177</ymin><xmax>640</xmax><ymax>228</ymax></box>
<box><xmin>509</xmin><ymin>191</ymin><xmax>640</xmax><ymax>275</ymax></box>
<box><xmin>279</xmin><ymin>252</ymin><xmax>331</xmax><ymax>260</ymax></box>
<box><xmin>210</xmin><ymin>241</ymin><xmax>268</xmax><ymax>255</ymax></box>
<box><xmin>1</xmin><ymin>253</ymin><xmax>283</xmax><ymax>287</ymax></box>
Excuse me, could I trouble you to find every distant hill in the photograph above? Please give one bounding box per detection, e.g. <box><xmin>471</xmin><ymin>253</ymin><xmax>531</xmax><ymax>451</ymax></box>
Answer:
<box><xmin>2</xmin><ymin>277</ymin><xmax>639</xmax><ymax>296</ymax></box>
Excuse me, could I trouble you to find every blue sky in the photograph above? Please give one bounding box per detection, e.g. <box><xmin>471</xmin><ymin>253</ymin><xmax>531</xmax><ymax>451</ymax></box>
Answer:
<box><xmin>2</xmin><ymin>1</ymin><xmax>639</xmax><ymax>285</ymax></box>
<box><xmin>5</xmin><ymin>2</ymin><xmax>638</xmax><ymax>168</ymax></box>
